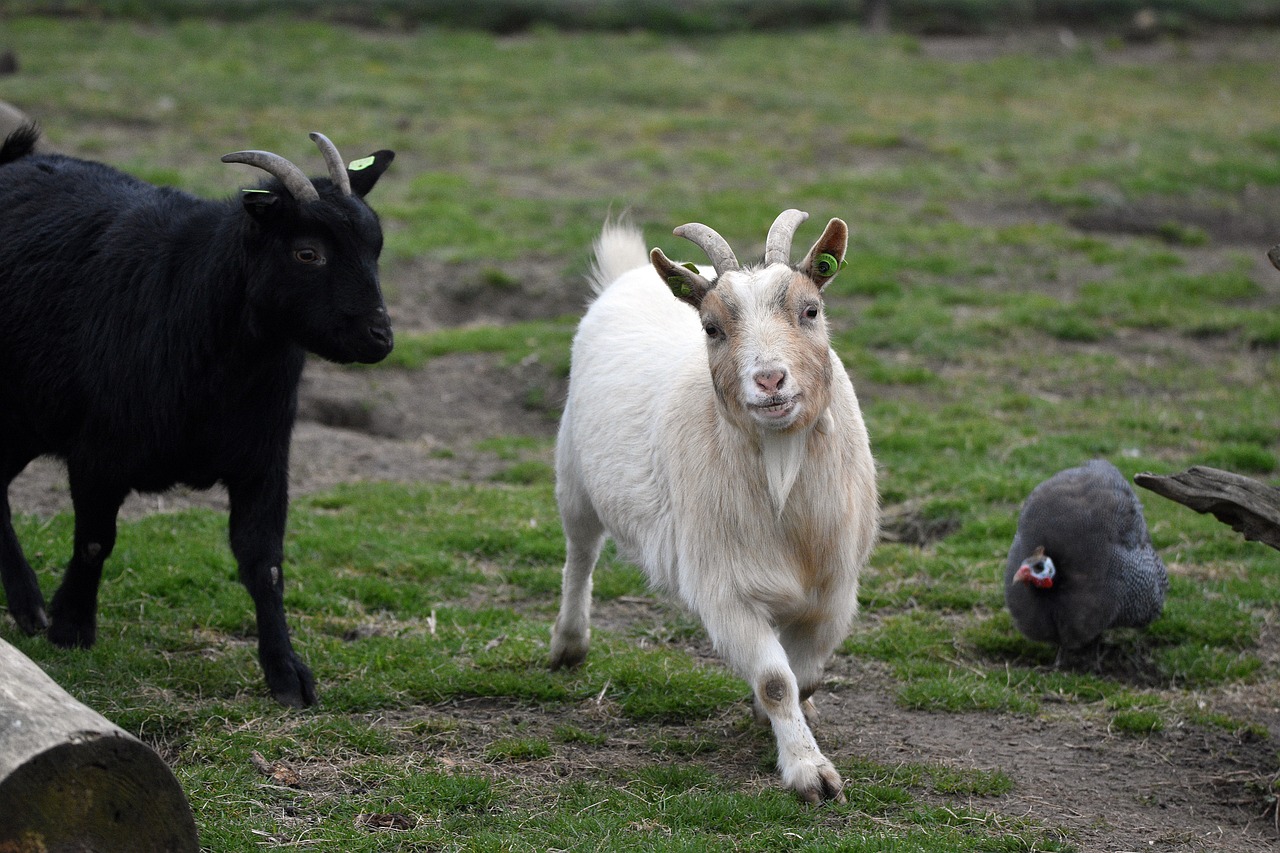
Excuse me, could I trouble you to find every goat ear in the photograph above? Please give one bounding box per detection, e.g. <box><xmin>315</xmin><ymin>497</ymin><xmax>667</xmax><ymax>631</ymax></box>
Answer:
<box><xmin>346</xmin><ymin>150</ymin><xmax>395</xmax><ymax>198</ymax></box>
<box><xmin>240</xmin><ymin>188</ymin><xmax>280</xmax><ymax>219</ymax></box>
<box><xmin>651</xmin><ymin>247</ymin><xmax>713</xmax><ymax>308</ymax></box>
<box><xmin>799</xmin><ymin>218</ymin><xmax>849</xmax><ymax>290</ymax></box>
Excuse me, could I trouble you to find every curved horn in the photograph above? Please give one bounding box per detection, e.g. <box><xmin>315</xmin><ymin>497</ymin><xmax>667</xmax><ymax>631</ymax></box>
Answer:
<box><xmin>220</xmin><ymin>149</ymin><xmax>319</xmax><ymax>204</ymax></box>
<box><xmin>764</xmin><ymin>209</ymin><xmax>809</xmax><ymax>266</ymax></box>
<box><xmin>308</xmin><ymin>131</ymin><xmax>352</xmax><ymax>197</ymax></box>
<box><xmin>673</xmin><ymin>222</ymin><xmax>740</xmax><ymax>278</ymax></box>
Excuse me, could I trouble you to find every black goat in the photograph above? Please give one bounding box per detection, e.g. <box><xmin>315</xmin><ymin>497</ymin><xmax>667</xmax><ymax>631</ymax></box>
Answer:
<box><xmin>0</xmin><ymin>127</ymin><xmax>395</xmax><ymax>707</ymax></box>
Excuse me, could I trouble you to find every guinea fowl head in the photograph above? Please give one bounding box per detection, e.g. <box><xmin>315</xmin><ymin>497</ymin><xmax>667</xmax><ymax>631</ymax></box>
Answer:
<box><xmin>1013</xmin><ymin>546</ymin><xmax>1056</xmax><ymax>589</ymax></box>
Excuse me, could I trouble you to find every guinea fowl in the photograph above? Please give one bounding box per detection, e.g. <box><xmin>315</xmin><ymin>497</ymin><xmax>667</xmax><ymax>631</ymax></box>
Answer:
<box><xmin>1005</xmin><ymin>459</ymin><xmax>1169</xmax><ymax>664</ymax></box>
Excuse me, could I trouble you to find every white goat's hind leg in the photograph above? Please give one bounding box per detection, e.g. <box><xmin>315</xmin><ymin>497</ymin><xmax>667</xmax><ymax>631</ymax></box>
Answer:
<box><xmin>706</xmin><ymin>609</ymin><xmax>844</xmax><ymax>803</ymax></box>
<box><xmin>549</xmin><ymin>498</ymin><xmax>605</xmax><ymax>670</ymax></box>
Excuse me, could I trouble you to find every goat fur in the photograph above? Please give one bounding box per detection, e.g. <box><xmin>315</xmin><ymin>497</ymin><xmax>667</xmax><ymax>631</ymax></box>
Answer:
<box><xmin>550</xmin><ymin>214</ymin><xmax>878</xmax><ymax>802</ymax></box>
<box><xmin>0</xmin><ymin>125</ymin><xmax>394</xmax><ymax>707</ymax></box>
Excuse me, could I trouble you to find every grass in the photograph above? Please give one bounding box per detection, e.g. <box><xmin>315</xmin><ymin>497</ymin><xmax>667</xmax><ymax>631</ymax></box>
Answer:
<box><xmin>3</xmin><ymin>14</ymin><xmax>1280</xmax><ymax>851</ymax></box>
<box><xmin>6</xmin><ymin>487</ymin><xmax>1070</xmax><ymax>851</ymax></box>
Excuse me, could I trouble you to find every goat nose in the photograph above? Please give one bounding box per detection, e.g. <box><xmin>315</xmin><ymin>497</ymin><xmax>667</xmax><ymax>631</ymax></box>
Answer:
<box><xmin>366</xmin><ymin>308</ymin><xmax>392</xmax><ymax>347</ymax></box>
<box><xmin>755</xmin><ymin>369</ymin><xmax>786</xmax><ymax>395</ymax></box>
<box><xmin>369</xmin><ymin>322</ymin><xmax>393</xmax><ymax>348</ymax></box>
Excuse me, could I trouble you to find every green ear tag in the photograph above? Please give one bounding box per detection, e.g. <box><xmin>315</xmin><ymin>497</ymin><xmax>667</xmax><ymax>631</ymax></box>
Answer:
<box><xmin>667</xmin><ymin>277</ymin><xmax>693</xmax><ymax>298</ymax></box>
<box><xmin>348</xmin><ymin>155</ymin><xmax>376</xmax><ymax>172</ymax></box>
<box><xmin>681</xmin><ymin>262</ymin><xmax>699</xmax><ymax>274</ymax></box>
<box><xmin>815</xmin><ymin>253</ymin><xmax>842</xmax><ymax>277</ymax></box>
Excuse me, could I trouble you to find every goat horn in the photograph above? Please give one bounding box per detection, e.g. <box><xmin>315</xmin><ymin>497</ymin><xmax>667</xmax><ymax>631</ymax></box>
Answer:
<box><xmin>308</xmin><ymin>131</ymin><xmax>352</xmax><ymax>197</ymax></box>
<box><xmin>673</xmin><ymin>222</ymin><xmax>740</xmax><ymax>277</ymax></box>
<box><xmin>220</xmin><ymin>149</ymin><xmax>320</xmax><ymax>204</ymax></box>
<box><xmin>764</xmin><ymin>209</ymin><xmax>810</xmax><ymax>266</ymax></box>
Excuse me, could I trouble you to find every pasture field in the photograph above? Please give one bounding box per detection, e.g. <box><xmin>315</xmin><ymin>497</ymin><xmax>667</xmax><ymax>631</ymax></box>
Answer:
<box><xmin>2</xmin><ymin>15</ymin><xmax>1280</xmax><ymax>851</ymax></box>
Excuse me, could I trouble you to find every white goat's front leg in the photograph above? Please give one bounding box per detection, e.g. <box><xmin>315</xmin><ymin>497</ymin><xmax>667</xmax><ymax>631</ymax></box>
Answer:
<box><xmin>549</xmin><ymin>491</ymin><xmax>605</xmax><ymax>670</ymax></box>
<box><xmin>704</xmin><ymin>605</ymin><xmax>845</xmax><ymax>804</ymax></box>
<box><xmin>776</xmin><ymin>614</ymin><xmax>852</xmax><ymax>720</ymax></box>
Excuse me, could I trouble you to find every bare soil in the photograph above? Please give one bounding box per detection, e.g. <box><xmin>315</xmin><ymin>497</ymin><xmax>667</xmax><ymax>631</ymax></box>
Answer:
<box><xmin>9</xmin><ymin>29</ymin><xmax>1280</xmax><ymax>853</ymax></box>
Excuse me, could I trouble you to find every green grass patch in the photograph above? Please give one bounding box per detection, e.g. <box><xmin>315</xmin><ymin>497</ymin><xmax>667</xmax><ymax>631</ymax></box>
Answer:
<box><xmin>483</xmin><ymin>737</ymin><xmax>554</xmax><ymax>762</ymax></box>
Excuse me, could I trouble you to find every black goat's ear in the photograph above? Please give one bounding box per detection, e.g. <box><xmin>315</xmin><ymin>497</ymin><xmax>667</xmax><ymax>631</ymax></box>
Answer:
<box><xmin>347</xmin><ymin>150</ymin><xmax>395</xmax><ymax>198</ymax></box>
<box><xmin>240</xmin><ymin>188</ymin><xmax>279</xmax><ymax>219</ymax></box>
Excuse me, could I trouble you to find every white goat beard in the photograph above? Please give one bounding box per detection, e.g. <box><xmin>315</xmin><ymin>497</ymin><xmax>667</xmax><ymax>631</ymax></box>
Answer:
<box><xmin>760</xmin><ymin>428</ymin><xmax>808</xmax><ymax>517</ymax></box>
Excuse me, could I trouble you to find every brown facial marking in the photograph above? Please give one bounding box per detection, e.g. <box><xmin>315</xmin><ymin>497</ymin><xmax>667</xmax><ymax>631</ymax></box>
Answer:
<box><xmin>703</xmin><ymin>269</ymin><xmax>836</xmax><ymax>434</ymax></box>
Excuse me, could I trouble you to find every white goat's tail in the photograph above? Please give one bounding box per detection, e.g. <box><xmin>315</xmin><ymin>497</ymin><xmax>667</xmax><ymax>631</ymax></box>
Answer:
<box><xmin>588</xmin><ymin>218</ymin><xmax>650</xmax><ymax>296</ymax></box>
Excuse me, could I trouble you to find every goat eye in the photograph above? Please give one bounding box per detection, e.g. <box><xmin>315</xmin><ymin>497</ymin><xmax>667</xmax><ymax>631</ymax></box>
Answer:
<box><xmin>704</xmin><ymin>323</ymin><xmax>721</xmax><ymax>338</ymax></box>
<box><xmin>802</xmin><ymin>305</ymin><xmax>820</xmax><ymax>321</ymax></box>
<box><xmin>293</xmin><ymin>247</ymin><xmax>323</xmax><ymax>265</ymax></box>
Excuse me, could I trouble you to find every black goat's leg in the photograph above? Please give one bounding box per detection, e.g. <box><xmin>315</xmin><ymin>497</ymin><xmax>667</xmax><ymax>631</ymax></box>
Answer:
<box><xmin>228</xmin><ymin>470</ymin><xmax>315</xmax><ymax>709</ymax></box>
<box><xmin>47</xmin><ymin>473</ymin><xmax>127</xmax><ymax>648</ymax></box>
<box><xmin>1</xmin><ymin>458</ymin><xmax>49</xmax><ymax>634</ymax></box>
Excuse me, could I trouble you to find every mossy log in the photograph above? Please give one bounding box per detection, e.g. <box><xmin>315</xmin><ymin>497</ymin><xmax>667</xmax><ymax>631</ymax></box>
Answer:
<box><xmin>1134</xmin><ymin>465</ymin><xmax>1280</xmax><ymax>552</ymax></box>
<box><xmin>0</xmin><ymin>637</ymin><xmax>198</xmax><ymax>852</ymax></box>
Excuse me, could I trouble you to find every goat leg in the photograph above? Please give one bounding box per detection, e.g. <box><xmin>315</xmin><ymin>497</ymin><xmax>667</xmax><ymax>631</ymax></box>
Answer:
<box><xmin>228</xmin><ymin>473</ymin><xmax>316</xmax><ymax>708</ymax></box>
<box><xmin>46</xmin><ymin>474</ymin><xmax>127</xmax><ymax>648</ymax></box>
<box><xmin>1</xmin><ymin>490</ymin><xmax>48</xmax><ymax>634</ymax></box>
<box><xmin>549</xmin><ymin>479</ymin><xmax>606</xmax><ymax>670</ymax></box>
<box><xmin>703</xmin><ymin>603</ymin><xmax>845</xmax><ymax>804</ymax></box>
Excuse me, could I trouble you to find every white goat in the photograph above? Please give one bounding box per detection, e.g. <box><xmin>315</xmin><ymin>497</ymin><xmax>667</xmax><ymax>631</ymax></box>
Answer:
<box><xmin>550</xmin><ymin>210</ymin><xmax>878</xmax><ymax>802</ymax></box>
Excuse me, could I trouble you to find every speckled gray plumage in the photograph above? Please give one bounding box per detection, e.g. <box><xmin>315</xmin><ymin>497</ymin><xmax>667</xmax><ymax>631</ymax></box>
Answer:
<box><xmin>1005</xmin><ymin>460</ymin><xmax>1169</xmax><ymax>651</ymax></box>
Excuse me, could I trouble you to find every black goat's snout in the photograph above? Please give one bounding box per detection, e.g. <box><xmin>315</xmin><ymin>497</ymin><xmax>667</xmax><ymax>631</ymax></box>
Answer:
<box><xmin>369</xmin><ymin>321</ymin><xmax>393</xmax><ymax>349</ymax></box>
<box><xmin>358</xmin><ymin>310</ymin><xmax>394</xmax><ymax>362</ymax></box>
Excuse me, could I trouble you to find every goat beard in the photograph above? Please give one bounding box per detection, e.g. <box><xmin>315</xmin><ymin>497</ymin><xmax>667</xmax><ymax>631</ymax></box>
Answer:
<box><xmin>760</xmin><ymin>428</ymin><xmax>808</xmax><ymax>518</ymax></box>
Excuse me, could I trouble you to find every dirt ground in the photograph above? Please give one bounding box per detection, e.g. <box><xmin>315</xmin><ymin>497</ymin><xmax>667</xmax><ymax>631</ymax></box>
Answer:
<box><xmin>8</xmin><ymin>29</ymin><xmax>1280</xmax><ymax>853</ymax></box>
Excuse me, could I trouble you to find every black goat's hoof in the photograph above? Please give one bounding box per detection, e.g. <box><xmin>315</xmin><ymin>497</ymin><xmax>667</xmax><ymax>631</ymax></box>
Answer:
<box><xmin>11</xmin><ymin>605</ymin><xmax>50</xmax><ymax>636</ymax></box>
<box><xmin>266</xmin><ymin>655</ymin><xmax>318</xmax><ymax>709</ymax></box>
<box><xmin>47</xmin><ymin>617</ymin><xmax>96</xmax><ymax>649</ymax></box>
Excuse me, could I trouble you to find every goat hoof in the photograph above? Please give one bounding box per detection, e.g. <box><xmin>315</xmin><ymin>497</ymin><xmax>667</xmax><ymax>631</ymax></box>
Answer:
<box><xmin>549</xmin><ymin>631</ymin><xmax>589</xmax><ymax>670</ymax></box>
<box><xmin>265</xmin><ymin>655</ymin><xmax>317</xmax><ymax>709</ymax></box>
<box><xmin>271</xmin><ymin>686</ymin><xmax>316</xmax><ymax>710</ymax></box>
<box><xmin>797</xmin><ymin>777</ymin><xmax>845</xmax><ymax>805</ymax></box>
<box><xmin>47</xmin><ymin>616</ymin><xmax>96</xmax><ymax>649</ymax></box>
<box><xmin>790</xmin><ymin>761</ymin><xmax>844</xmax><ymax>805</ymax></box>
<box><xmin>11</xmin><ymin>605</ymin><xmax>50</xmax><ymax>636</ymax></box>
<box><xmin>549</xmin><ymin>648</ymin><xmax>587</xmax><ymax>671</ymax></box>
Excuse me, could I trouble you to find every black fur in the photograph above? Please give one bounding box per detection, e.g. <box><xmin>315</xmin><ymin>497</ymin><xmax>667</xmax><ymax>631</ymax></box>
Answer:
<box><xmin>0</xmin><ymin>125</ymin><xmax>395</xmax><ymax>707</ymax></box>
<box><xmin>0</xmin><ymin>122</ymin><xmax>39</xmax><ymax>163</ymax></box>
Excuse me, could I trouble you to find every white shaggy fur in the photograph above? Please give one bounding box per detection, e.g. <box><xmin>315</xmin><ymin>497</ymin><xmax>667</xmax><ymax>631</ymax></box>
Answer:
<box><xmin>550</xmin><ymin>215</ymin><xmax>878</xmax><ymax>803</ymax></box>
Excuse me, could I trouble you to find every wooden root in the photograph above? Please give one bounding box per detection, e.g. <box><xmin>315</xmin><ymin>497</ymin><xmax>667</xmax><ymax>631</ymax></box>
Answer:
<box><xmin>1134</xmin><ymin>465</ymin><xmax>1280</xmax><ymax>552</ymax></box>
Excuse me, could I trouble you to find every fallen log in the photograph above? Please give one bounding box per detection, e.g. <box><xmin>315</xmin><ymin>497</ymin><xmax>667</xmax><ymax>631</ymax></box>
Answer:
<box><xmin>0</xmin><ymin>637</ymin><xmax>198</xmax><ymax>852</ymax></box>
<box><xmin>1134</xmin><ymin>465</ymin><xmax>1280</xmax><ymax>552</ymax></box>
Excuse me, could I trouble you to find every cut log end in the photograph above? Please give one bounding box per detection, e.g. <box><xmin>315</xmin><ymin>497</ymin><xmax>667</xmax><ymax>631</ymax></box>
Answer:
<box><xmin>1</xmin><ymin>734</ymin><xmax>196</xmax><ymax>852</ymax></box>
<box><xmin>0</xmin><ymin>639</ymin><xmax>198</xmax><ymax>851</ymax></box>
